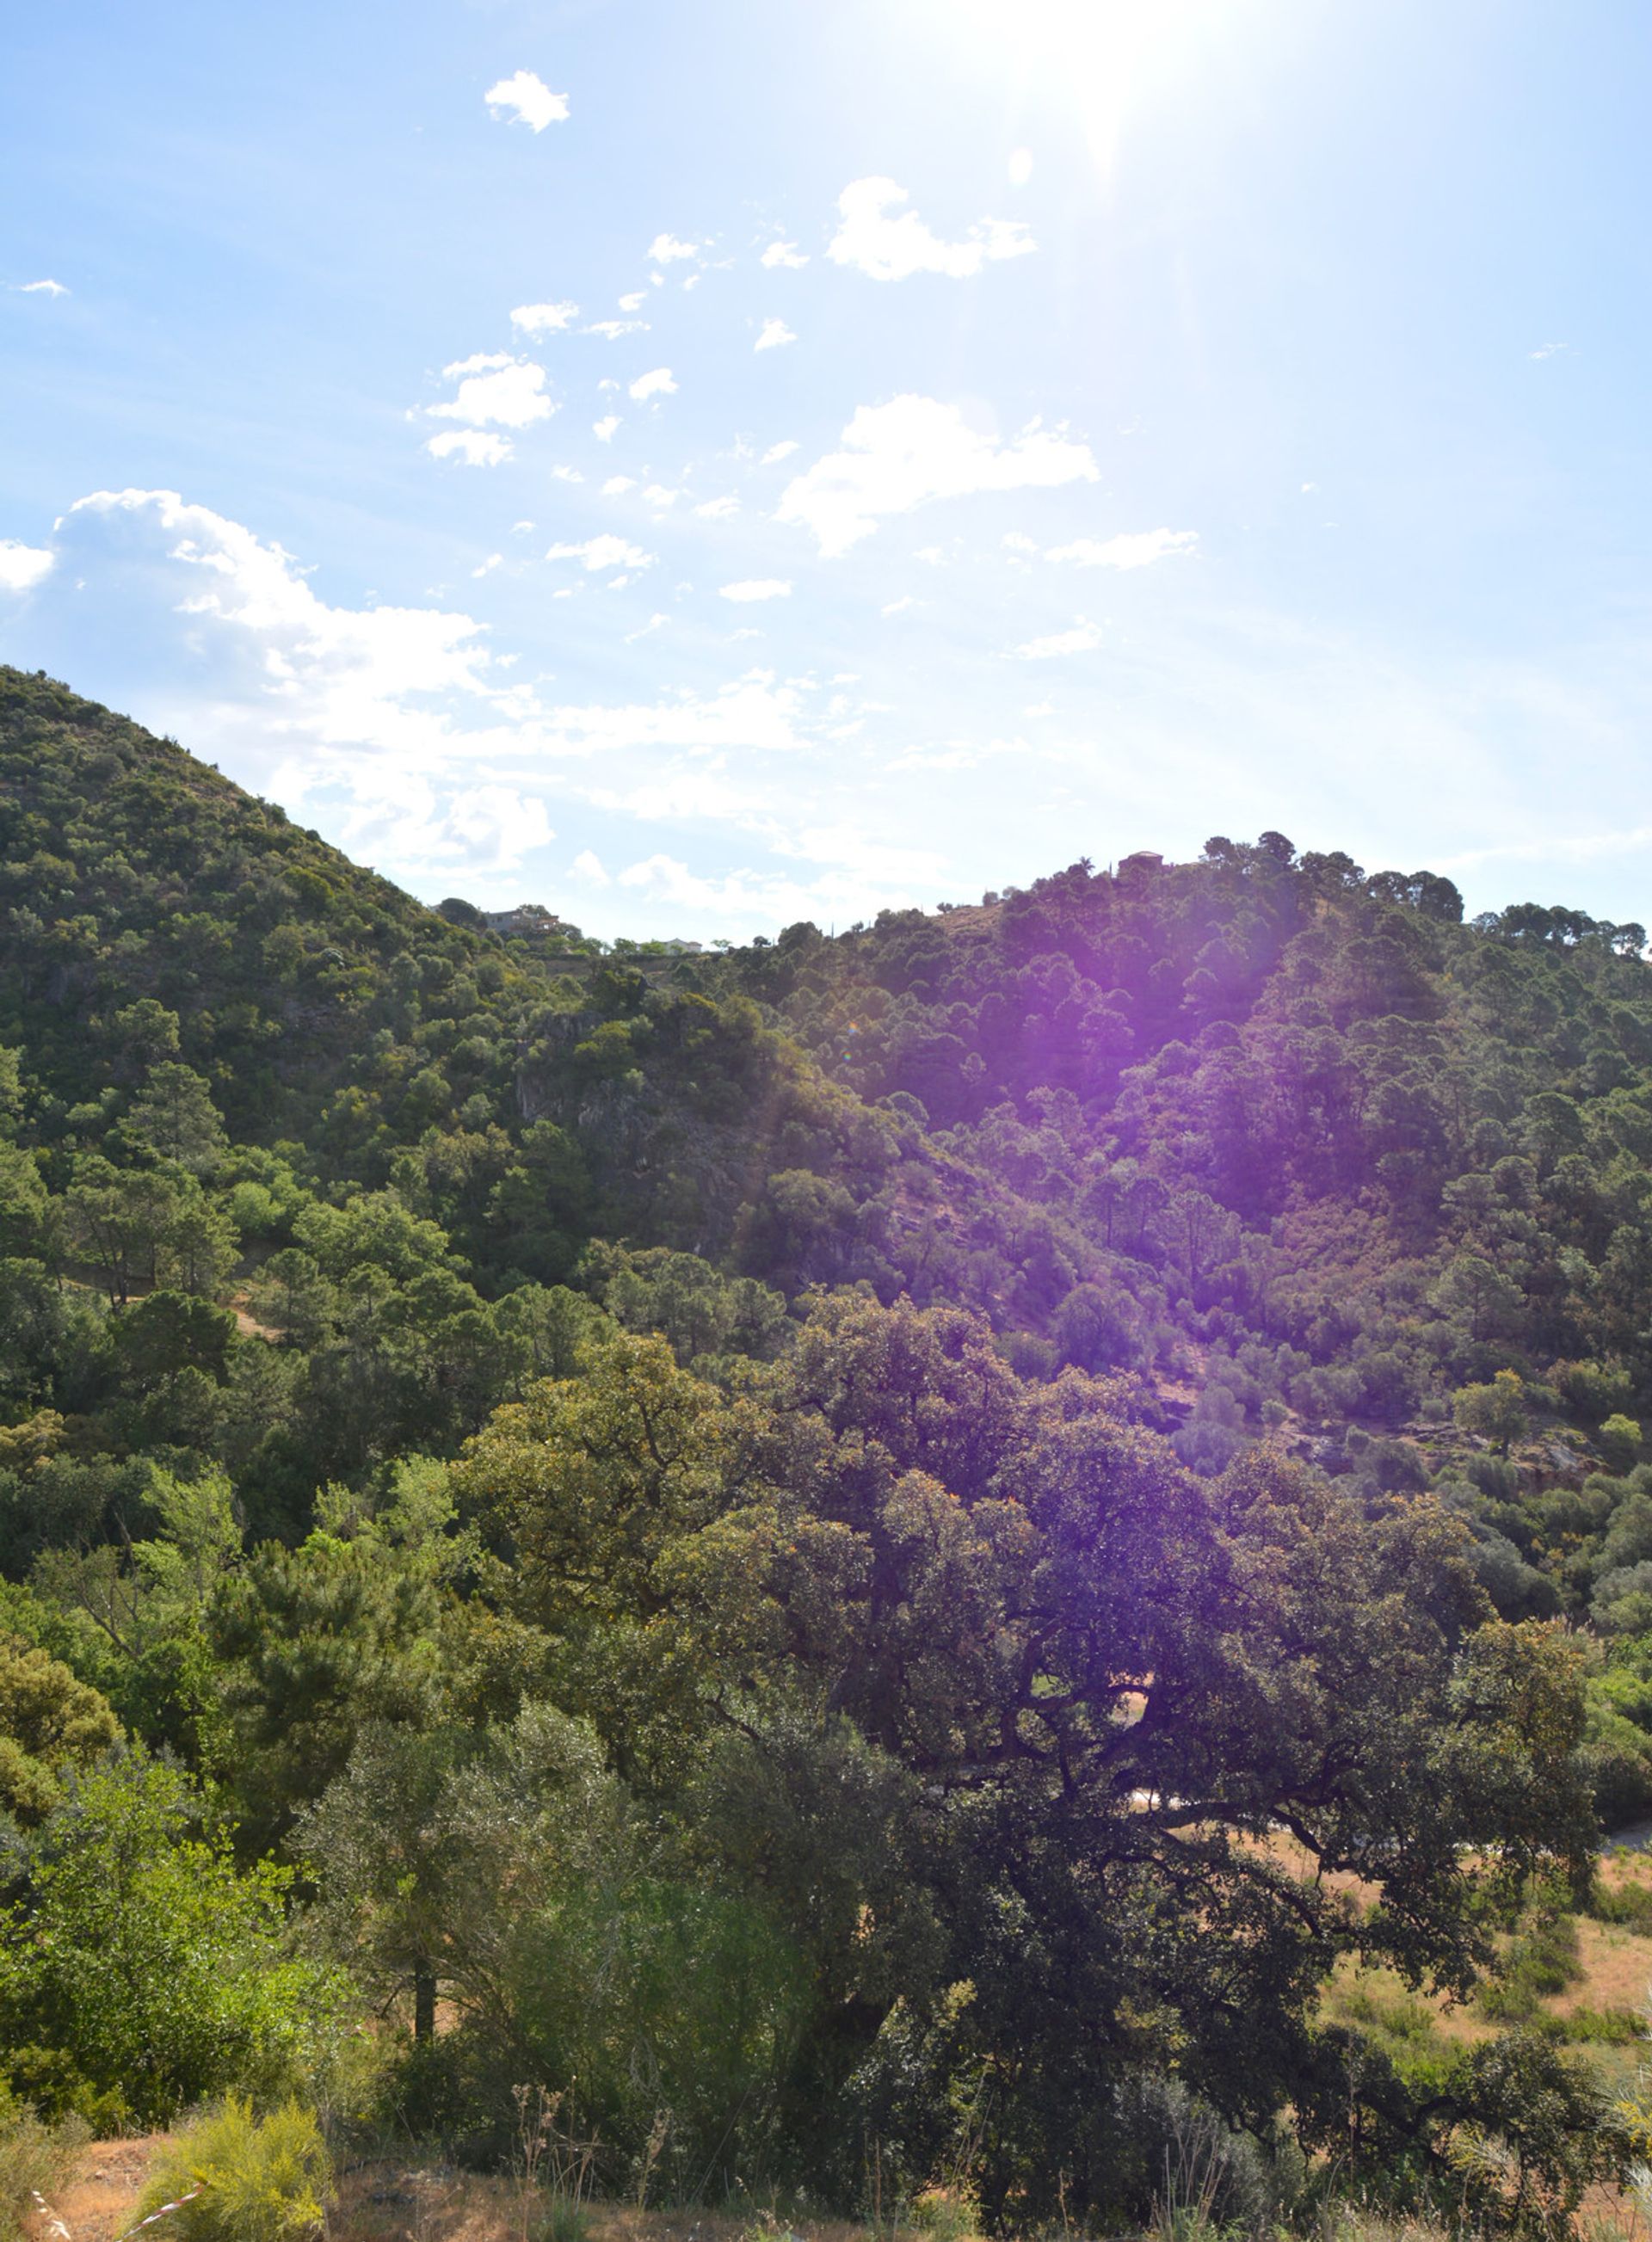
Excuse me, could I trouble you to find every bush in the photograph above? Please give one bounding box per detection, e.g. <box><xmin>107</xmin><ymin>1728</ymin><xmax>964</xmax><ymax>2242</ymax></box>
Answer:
<box><xmin>0</xmin><ymin>2085</ymin><xmax>89</xmax><ymax>2242</ymax></box>
<box><xmin>135</xmin><ymin>2098</ymin><xmax>333</xmax><ymax>2242</ymax></box>
<box><xmin>0</xmin><ymin>1754</ymin><xmax>345</xmax><ymax>2122</ymax></box>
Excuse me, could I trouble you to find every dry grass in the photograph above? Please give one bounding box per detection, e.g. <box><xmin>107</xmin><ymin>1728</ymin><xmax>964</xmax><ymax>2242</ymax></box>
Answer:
<box><xmin>25</xmin><ymin>2144</ymin><xmax>887</xmax><ymax>2242</ymax></box>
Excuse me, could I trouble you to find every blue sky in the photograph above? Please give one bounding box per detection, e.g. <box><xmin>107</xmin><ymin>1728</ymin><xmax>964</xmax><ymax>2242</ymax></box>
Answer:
<box><xmin>3</xmin><ymin>0</ymin><xmax>1651</xmax><ymax>939</ymax></box>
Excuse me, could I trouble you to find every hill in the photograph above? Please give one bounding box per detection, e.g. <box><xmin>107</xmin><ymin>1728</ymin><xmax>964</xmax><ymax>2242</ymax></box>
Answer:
<box><xmin>3</xmin><ymin>667</ymin><xmax>1652</xmax><ymax>2230</ymax></box>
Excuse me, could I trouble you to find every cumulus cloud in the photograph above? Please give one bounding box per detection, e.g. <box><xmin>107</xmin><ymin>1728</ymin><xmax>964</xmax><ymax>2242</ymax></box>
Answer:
<box><xmin>629</xmin><ymin>367</ymin><xmax>677</xmax><ymax>402</ymax></box>
<box><xmin>777</xmin><ymin>395</ymin><xmax>1096</xmax><ymax>556</ymax></box>
<box><xmin>484</xmin><ymin>71</ymin><xmax>569</xmax><ymax>131</ymax></box>
<box><xmin>426</xmin><ymin>430</ymin><xmax>513</xmax><ymax>467</ymax></box>
<box><xmin>1047</xmin><ymin>529</ymin><xmax>1199</xmax><ymax>569</ymax></box>
<box><xmin>17</xmin><ymin>278</ymin><xmax>68</xmax><ymax>298</ymax></box>
<box><xmin>545</xmin><ymin>534</ymin><xmax>655</xmax><ymax>573</ymax></box>
<box><xmin>755</xmin><ymin>317</ymin><xmax>796</xmax><ymax>352</ymax></box>
<box><xmin>642</xmin><ymin>484</ymin><xmax>678</xmax><ymax>508</ymax></box>
<box><xmin>762</xmin><ymin>440</ymin><xmax>798</xmax><ymax>465</ymax></box>
<box><xmin>761</xmin><ymin>240</ymin><xmax>809</xmax><ymax>268</ymax></box>
<box><xmin>0</xmin><ymin>540</ymin><xmax>54</xmax><ymax>593</ymax></box>
<box><xmin>648</xmin><ymin>233</ymin><xmax>700</xmax><ymax>264</ymax></box>
<box><xmin>720</xmin><ymin>579</ymin><xmax>792</xmax><ymax>601</ymax></box>
<box><xmin>428</xmin><ymin>353</ymin><xmax>554</xmax><ymax>430</ymax></box>
<box><xmin>618</xmin><ymin>292</ymin><xmax>646</xmax><ymax>312</ymax></box>
<box><xmin>827</xmin><ymin>178</ymin><xmax>1035</xmax><ymax>281</ymax></box>
<box><xmin>594</xmin><ymin>415</ymin><xmax>620</xmax><ymax>441</ymax></box>
<box><xmin>602</xmin><ymin>475</ymin><xmax>637</xmax><ymax>496</ymax></box>
<box><xmin>510</xmin><ymin>301</ymin><xmax>578</xmax><ymax>336</ymax></box>
<box><xmin>1012</xmin><ymin>620</ymin><xmax>1104</xmax><ymax>658</ymax></box>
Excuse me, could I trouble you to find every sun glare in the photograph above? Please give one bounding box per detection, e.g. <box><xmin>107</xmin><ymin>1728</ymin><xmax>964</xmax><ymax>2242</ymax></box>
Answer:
<box><xmin>943</xmin><ymin>0</ymin><xmax>1242</xmax><ymax>170</ymax></box>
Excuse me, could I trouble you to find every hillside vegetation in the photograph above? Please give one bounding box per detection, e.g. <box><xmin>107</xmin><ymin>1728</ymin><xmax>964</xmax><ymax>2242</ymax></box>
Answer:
<box><xmin>3</xmin><ymin>665</ymin><xmax>1652</xmax><ymax>2236</ymax></box>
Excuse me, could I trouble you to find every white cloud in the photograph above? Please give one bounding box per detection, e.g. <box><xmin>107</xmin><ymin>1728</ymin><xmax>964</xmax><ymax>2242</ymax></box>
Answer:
<box><xmin>629</xmin><ymin>366</ymin><xmax>677</xmax><ymax>402</ymax></box>
<box><xmin>882</xmin><ymin>595</ymin><xmax>915</xmax><ymax>616</ymax></box>
<box><xmin>1008</xmin><ymin>148</ymin><xmax>1034</xmax><ymax>185</ymax></box>
<box><xmin>648</xmin><ymin>233</ymin><xmax>700</xmax><ymax>264</ymax></box>
<box><xmin>586</xmin><ymin>318</ymin><xmax>649</xmax><ymax>339</ymax></box>
<box><xmin>618</xmin><ymin>292</ymin><xmax>646</xmax><ymax>312</ymax></box>
<box><xmin>625</xmin><ymin>613</ymin><xmax>669</xmax><ymax>643</ymax></box>
<box><xmin>17</xmin><ymin>278</ymin><xmax>68</xmax><ymax>298</ymax></box>
<box><xmin>778</xmin><ymin>395</ymin><xmax>1096</xmax><ymax>556</ymax></box>
<box><xmin>426</xmin><ymin>430</ymin><xmax>513</xmax><ymax>466</ymax></box>
<box><xmin>827</xmin><ymin>177</ymin><xmax>1036</xmax><ymax>281</ymax></box>
<box><xmin>643</xmin><ymin>484</ymin><xmax>678</xmax><ymax>508</ymax></box>
<box><xmin>510</xmin><ymin>300</ymin><xmax>578</xmax><ymax>336</ymax></box>
<box><xmin>549</xmin><ymin>469</ymin><xmax>581</xmax><ymax>486</ymax></box>
<box><xmin>694</xmin><ymin>495</ymin><xmax>740</xmax><ymax>518</ymax></box>
<box><xmin>484</xmin><ymin>71</ymin><xmax>569</xmax><ymax>131</ymax></box>
<box><xmin>1012</xmin><ymin>620</ymin><xmax>1105</xmax><ymax>658</ymax></box>
<box><xmin>572</xmin><ymin>849</ymin><xmax>611</xmax><ymax>884</ymax></box>
<box><xmin>761</xmin><ymin>240</ymin><xmax>810</xmax><ymax>269</ymax></box>
<box><xmin>761</xmin><ymin>440</ymin><xmax>798</xmax><ymax>465</ymax></box>
<box><xmin>545</xmin><ymin>534</ymin><xmax>655</xmax><ymax>573</ymax></box>
<box><xmin>1530</xmin><ymin>342</ymin><xmax>1569</xmax><ymax>360</ymax></box>
<box><xmin>1047</xmin><ymin>529</ymin><xmax>1199</xmax><ymax>570</ymax></box>
<box><xmin>472</xmin><ymin>553</ymin><xmax>504</xmax><ymax>578</ymax></box>
<box><xmin>602</xmin><ymin>475</ymin><xmax>637</xmax><ymax>496</ymax></box>
<box><xmin>594</xmin><ymin>415</ymin><xmax>620</xmax><ymax>441</ymax></box>
<box><xmin>720</xmin><ymin>579</ymin><xmax>792</xmax><ymax>602</ymax></box>
<box><xmin>1002</xmin><ymin>531</ymin><xmax>1038</xmax><ymax>553</ymax></box>
<box><xmin>428</xmin><ymin>354</ymin><xmax>554</xmax><ymax>430</ymax></box>
<box><xmin>755</xmin><ymin>317</ymin><xmax>796</xmax><ymax>352</ymax></box>
<box><xmin>0</xmin><ymin>540</ymin><xmax>54</xmax><ymax>593</ymax></box>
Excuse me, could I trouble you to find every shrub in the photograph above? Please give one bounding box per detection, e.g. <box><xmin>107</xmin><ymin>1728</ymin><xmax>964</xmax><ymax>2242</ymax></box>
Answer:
<box><xmin>0</xmin><ymin>2085</ymin><xmax>88</xmax><ymax>2242</ymax></box>
<box><xmin>135</xmin><ymin>2098</ymin><xmax>333</xmax><ymax>2242</ymax></box>
<box><xmin>0</xmin><ymin>1754</ymin><xmax>346</xmax><ymax>2122</ymax></box>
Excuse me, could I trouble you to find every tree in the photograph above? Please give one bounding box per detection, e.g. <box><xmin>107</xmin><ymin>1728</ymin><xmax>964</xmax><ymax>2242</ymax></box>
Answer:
<box><xmin>0</xmin><ymin>1754</ymin><xmax>340</xmax><ymax>2122</ymax></box>
<box><xmin>1455</xmin><ymin>1370</ymin><xmax>1530</xmax><ymax>1453</ymax></box>
<box><xmin>0</xmin><ymin>1636</ymin><xmax>120</xmax><ymax>1823</ymax></box>
<box><xmin>123</xmin><ymin>1063</ymin><xmax>228</xmax><ymax>1174</ymax></box>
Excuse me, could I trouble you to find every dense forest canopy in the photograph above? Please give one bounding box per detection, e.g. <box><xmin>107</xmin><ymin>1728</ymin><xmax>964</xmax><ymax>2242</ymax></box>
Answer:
<box><xmin>3</xmin><ymin>663</ymin><xmax>1652</xmax><ymax>2233</ymax></box>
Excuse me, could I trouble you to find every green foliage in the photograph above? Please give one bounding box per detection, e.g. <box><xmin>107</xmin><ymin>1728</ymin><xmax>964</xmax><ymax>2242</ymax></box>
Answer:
<box><xmin>136</xmin><ymin>2097</ymin><xmax>334</xmax><ymax>2242</ymax></box>
<box><xmin>0</xmin><ymin>1635</ymin><xmax>119</xmax><ymax>1822</ymax></box>
<box><xmin>0</xmin><ymin>1754</ymin><xmax>342</xmax><ymax>2122</ymax></box>
<box><xmin>0</xmin><ymin>2083</ymin><xmax>88</xmax><ymax>2242</ymax></box>
<box><xmin>4</xmin><ymin>676</ymin><xmax>1652</xmax><ymax>2228</ymax></box>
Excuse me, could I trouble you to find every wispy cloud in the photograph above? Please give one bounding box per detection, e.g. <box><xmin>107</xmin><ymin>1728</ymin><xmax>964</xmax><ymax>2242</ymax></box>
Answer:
<box><xmin>428</xmin><ymin>353</ymin><xmax>554</xmax><ymax>431</ymax></box>
<box><xmin>16</xmin><ymin>278</ymin><xmax>69</xmax><ymax>298</ymax></box>
<box><xmin>828</xmin><ymin>177</ymin><xmax>1035</xmax><ymax>280</ymax></box>
<box><xmin>545</xmin><ymin>533</ymin><xmax>655</xmax><ymax>573</ymax></box>
<box><xmin>426</xmin><ymin>430</ymin><xmax>512</xmax><ymax>466</ymax></box>
<box><xmin>778</xmin><ymin>396</ymin><xmax>1096</xmax><ymax>555</ymax></box>
<box><xmin>1011</xmin><ymin>620</ymin><xmax>1105</xmax><ymax>658</ymax></box>
<box><xmin>1047</xmin><ymin>529</ymin><xmax>1199</xmax><ymax>570</ymax></box>
<box><xmin>510</xmin><ymin>300</ymin><xmax>578</xmax><ymax>336</ymax></box>
<box><xmin>484</xmin><ymin>71</ymin><xmax>568</xmax><ymax>131</ymax></box>
<box><xmin>720</xmin><ymin>579</ymin><xmax>792</xmax><ymax>601</ymax></box>
<box><xmin>755</xmin><ymin>317</ymin><xmax>797</xmax><ymax>351</ymax></box>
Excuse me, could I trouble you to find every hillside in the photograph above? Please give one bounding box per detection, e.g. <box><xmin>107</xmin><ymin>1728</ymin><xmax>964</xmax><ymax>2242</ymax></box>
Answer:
<box><xmin>4</xmin><ymin>668</ymin><xmax>1652</xmax><ymax>2233</ymax></box>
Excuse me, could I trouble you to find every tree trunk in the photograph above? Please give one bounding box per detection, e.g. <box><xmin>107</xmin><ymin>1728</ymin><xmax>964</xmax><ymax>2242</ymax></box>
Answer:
<box><xmin>413</xmin><ymin>1963</ymin><xmax>436</xmax><ymax>2043</ymax></box>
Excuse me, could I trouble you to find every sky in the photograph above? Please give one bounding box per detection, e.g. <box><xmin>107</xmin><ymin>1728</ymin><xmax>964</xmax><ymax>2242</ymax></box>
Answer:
<box><xmin>3</xmin><ymin>0</ymin><xmax>1652</xmax><ymax>941</ymax></box>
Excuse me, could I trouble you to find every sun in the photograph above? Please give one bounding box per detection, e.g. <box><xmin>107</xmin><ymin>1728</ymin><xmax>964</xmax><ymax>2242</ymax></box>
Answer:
<box><xmin>940</xmin><ymin>0</ymin><xmax>1244</xmax><ymax>172</ymax></box>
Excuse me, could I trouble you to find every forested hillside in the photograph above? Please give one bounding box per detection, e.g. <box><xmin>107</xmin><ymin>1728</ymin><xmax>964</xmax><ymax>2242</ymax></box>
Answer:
<box><xmin>3</xmin><ymin>665</ymin><xmax>1652</xmax><ymax>2235</ymax></box>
